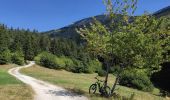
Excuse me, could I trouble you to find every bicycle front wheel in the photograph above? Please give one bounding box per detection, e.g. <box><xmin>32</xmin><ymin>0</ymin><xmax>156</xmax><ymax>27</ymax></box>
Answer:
<box><xmin>89</xmin><ymin>84</ymin><xmax>97</xmax><ymax>94</ymax></box>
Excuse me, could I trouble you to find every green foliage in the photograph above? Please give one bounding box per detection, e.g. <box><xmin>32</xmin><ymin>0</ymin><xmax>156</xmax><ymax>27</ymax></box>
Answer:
<box><xmin>0</xmin><ymin>23</ymin><xmax>96</xmax><ymax>72</ymax></box>
<box><xmin>0</xmin><ymin>25</ymin><xmax>10</xmax><ymax>51</ymax></box>
<box><xmin>62</xmin><ymin>56</ymin><xmax>75</xmax><ymax>71</ymax></box>
<box><xmin>69</xmin><ymin>59</ymin><xmax>84</xmax><ymax>73</ymax></box>
<box><xmin>69</xmin><ymin>58</ymin><xmax>102</xmax><ymax>73</ymax></box>
<box><xmin>35</xmin><ymin>52</ymin><xmax>102</xmax><ymax>73</ymax></box>
<box><xmin>0</xmin><ymin>49</ymin><xmax>11</xmax><ymax>64</ymax></box>
<box><xmin>35</xmin><ymin>52</ymin><xmax>59</xmax><ymax>69</ymax></box>
<box><xmin>39</xmin><ymin>35</ymin><xmax>51</xmax><ymax>52</ymax></box>
<box><xmin>49</xmin><ymin>37</ymin><xmax>81</xmax><ymax>58</ymax></box>
<box><xmin>11</xmin><ymin>51</ymin><xmax>24</xmax><ymax>65</ymax></box>
<box><xmin>77</xmin><ymin>18</ymin><xmax>110</xmax><ymax>58</ymax></box>
<box><xmin>23</xmin><ymin>34</ymin><xmax>35</xmax><ymax>60</ymax></box>
<box><xmin>88</xmin><ymin>59</ymin><xmax>102</xmax><ymax>73</ymax></box>
<box><xmin>98</xmin><ymin>69</ymin><xmax>107</xmax><ymax>77</ymax></box>
<box><xmin>77</xmin><ymin>0</ymin><xmax>170</xmax><ymax>93</ymax></box>
<box><xmin>119</xmin><ymin>69</ymin><xmax>154</xmax><ymax>92</ymax></box>
<box><xmin>78</xmin><ymin>15</ymin><xmax>170</xmax><ymax>76</ymax></box>
<box><xmin>111</xmin><ymin>16</ymin><xmax>169</xmax><ymax>75</ymax></box>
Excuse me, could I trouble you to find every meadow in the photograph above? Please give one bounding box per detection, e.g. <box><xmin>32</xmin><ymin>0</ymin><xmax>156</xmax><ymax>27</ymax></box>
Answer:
<box><xmin>0</xmin><ymin>64</ymin><xmax>33</xmax><ymax>100</ymax></box>
<box><xmin>21</xmin><ymin>64</ymin><xmax>166</xmax><ymax>100</ymax></box>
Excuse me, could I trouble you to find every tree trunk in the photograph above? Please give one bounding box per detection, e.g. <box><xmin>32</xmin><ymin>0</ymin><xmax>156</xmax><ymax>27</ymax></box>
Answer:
<box><xmin>104</xmin><ymin>61</ymin><xmax>109</xmax><ymax>87</ymax></box>
<box><xmin>111</xmin><ymin>75</ymin><xmax>119</xmax><ymax>94</ymax></box>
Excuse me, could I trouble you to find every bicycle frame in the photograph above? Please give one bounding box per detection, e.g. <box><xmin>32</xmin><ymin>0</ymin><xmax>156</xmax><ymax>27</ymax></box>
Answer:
<box><xmin>95</xmin><ymin>79</ymin><xmax>107</xmax><ymax>94</ymax></box>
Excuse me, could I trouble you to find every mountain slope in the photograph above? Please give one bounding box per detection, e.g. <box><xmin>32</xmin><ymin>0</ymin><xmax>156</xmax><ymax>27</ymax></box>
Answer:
<box><xmin>153</xmin><ymin>6</ymin><xmax>170</xmax><ymax>18</ymax></box>
<box><xmin>44</xmin><ymin>15</ymin><xmax>110</xmax><ymax>41</ymax></box>
<box><xmin>44</xmin><ymin>6</ymin><xmax>170</xmax><ymax>41</ymax></box>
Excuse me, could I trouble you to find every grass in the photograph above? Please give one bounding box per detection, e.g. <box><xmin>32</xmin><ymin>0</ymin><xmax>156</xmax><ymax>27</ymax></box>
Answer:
<box><xmin>21</xmin><ymin>64</ymin><xmax>166</xmax><ymax>100</ymax></box>
<box><xmin>0</xmin><ymin>64</ymin><xmax>33</xmax><ymax>100</ymax></box>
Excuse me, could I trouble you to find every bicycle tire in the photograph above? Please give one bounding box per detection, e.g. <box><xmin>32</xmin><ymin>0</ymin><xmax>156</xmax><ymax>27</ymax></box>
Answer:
<box><xmin>101</xmin><ymin>86</ymin><xmax>111</xmax><ymax>97</ymax></box>
<box><xmin>89</xmin><ymin>84</ymin><xmax>97</xmax><ymax>94</ymax></box>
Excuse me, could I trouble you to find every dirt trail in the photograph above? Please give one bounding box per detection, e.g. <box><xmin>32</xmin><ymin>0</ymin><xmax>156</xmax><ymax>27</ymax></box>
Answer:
<box><xmin>8</xmin><ymin>61</ymin><xmax>88</xmax><ymax>100</ymax></box>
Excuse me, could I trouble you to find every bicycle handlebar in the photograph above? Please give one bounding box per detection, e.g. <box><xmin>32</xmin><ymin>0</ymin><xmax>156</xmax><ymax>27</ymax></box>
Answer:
<box><xmin>95</xmin><ymin>76</ymin><xmax>103</xmax><ymax>82</ymax></box>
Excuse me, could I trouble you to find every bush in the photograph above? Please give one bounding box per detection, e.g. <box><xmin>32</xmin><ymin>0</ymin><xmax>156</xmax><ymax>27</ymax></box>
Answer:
<box><xmin>69</xmin><ymin>59</ymin><xmax>84</xmax><ymax>73</ymax></box>
<box><xmin>62</xmin><ymin>57</ymin><xmax>75</xmax><ymax>71</ymax></box>
<box><xmin>87</xmin><ymin>59</ymin><xmax>102</xmax><ymax>73</ymax></box>
<box><xmin>68</xmin><ymin>59</ymin><xmax>102</xmax><ymax>73</ymax></box>
<box><xmin>119</xmin><ymin>69</ymin><xmax>154</xmax><ymax>92</ymax></box>
<box><xmin>11</xmin><ymin>51</ymin><xmax>24</xmax><ymax>65</ymax></box>
<box><xmin>0</xmin><ymin>49</ymin><xmax>11</xmax><ymax>64</ymax></box>
<box><xmin>35</xmin><ymin>52</ymin><xmax>103</xmax><ymax>73</ymax></box>
<box><xmin>109</xmin><ymin>65</ymin><xmax>122</xmax><ymax>74</ymax></box>
<box><xmin>55</xmin><ymin>57</ymin><xmax>66</xmax><ymax>68</ymax></box>
<box><xmin>98</xmin><ymin>69</ymin><xmax>107</xmax><ymax>77</ymax></box>
<box><xmin>35</xmin><ymin>52</ymin><xmax>59</xmax><ymax>69</ymax></box>
<box><xmin>35</xmin><ymin>52</ymin><xmax>75</xmax><ymax>70</ymax></box>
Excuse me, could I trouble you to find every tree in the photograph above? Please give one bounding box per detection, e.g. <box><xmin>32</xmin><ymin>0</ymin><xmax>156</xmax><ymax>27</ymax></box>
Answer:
<box><xmin>23</xmin><ymin>33</ymin><xmax>35</xmax><ymax>61</ymax></box>
<box><xmin>10</xmin><ymin>35</ymin><xmax>23</xmax><ymax>52</ymax></box>
<box><xmin>11</xmin><ymin>51</ymin><xmax>24</xmax><ymax>65</ymax></box>
<box><xmin>0</xmin><ymin>49</ymin><xmax>11</xmax><ymax>64</ymax></box>
<box><xmin>77</xmin><ymin>0</ymin><xmax>170</xmax><ymax>94</ymax></box>
<box><xmin>39</xmin><ymin>35</ymin><xmax>51</xmax><ymax>52</ymax></box>
<box><xmin>50</xmin><ymin>38</ymin><xmax>58</xmax><ymax>55</ymax></box>
<box><xmin>0</xmin><ymin>24</ymin><xmax>10</xmax><ymax>51</ymax></box>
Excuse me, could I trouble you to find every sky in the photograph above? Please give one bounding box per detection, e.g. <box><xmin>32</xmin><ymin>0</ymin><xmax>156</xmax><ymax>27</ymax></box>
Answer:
<box><xmin>0</xmin><ymin>0</ymin><xmax>169</xmax><ymax>32</ymax></box>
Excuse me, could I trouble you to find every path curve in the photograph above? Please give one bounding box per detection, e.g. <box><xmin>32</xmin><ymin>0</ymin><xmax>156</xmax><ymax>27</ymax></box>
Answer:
<box><xmin>8</xmin><ymin>61</ymin><xmax>88</xmax><ymax>100</ymax></box>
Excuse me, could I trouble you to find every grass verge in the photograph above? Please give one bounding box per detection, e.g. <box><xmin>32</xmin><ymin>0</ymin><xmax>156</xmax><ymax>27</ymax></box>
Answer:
<box><xmin>0</xmin><ymin>64</ymin><xmax>33</xmax><ymax>100</ymax></box>
<box><xmin>21</xmin><ymin>64</ymin><xmax>166</xmax><ymax>100</ymax></box>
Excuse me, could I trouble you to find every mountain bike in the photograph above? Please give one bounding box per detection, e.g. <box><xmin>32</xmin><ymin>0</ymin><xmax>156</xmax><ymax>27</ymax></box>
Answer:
<box><xmin>89</xmin><ymin>76</ymin><xmax>111</xmax><ymax>97</ymax></box>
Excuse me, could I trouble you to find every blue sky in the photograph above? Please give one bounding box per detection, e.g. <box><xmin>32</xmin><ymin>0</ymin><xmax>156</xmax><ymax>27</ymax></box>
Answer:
<box><xmin>0</xmin><ymin>0</ymin><xmax>169</xmax><ymax>32</ymax></box>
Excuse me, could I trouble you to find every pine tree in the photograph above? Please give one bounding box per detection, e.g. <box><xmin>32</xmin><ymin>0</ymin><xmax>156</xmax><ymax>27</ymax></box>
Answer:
<box><xmin>23</xmin><ymin>33</ymin><xmax>35</xmax><ymax>61</ymax></box>
<box><xmin>39</xmin><ymin>35</ymin><xmax>51</xmax><ymax>52</ymax></box>
<box><xmin>50</xmin><ymin>38</ymin><xmax>58</xmax><ymax>55</ymax></box>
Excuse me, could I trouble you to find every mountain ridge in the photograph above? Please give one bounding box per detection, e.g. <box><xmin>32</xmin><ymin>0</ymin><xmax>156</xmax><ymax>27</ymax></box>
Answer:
<box><xmin>153</xmin><ymin>6</ymin><xmax>170</xmax><ymax>17</ymax></box>
<box><xmin>44</xmin><ymin>6</ymin><xmax>170</xmax><ymax>41</ymax></box>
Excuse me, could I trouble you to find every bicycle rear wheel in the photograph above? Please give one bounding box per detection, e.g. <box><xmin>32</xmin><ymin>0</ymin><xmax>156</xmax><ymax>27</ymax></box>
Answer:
<box><xmin>89</xmin><ymin>84</ymin><xmax>97</xmax><ymax>94</ymax></box>
<box><xmin>102</xmin><ymin>86</ymin><xmax>111</xmax><ymax>97</ymax></box>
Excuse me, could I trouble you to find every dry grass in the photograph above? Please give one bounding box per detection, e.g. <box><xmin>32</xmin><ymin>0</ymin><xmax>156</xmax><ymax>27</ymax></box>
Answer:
<box><xmin>0</xmin><ymin>85</ymin><xmax>33</xmax><ymax>100</ymax></box>
<box><xmin>21</xmin><ymin>64</ymin><xmax>166</xmax><ymax>100</ymax></box>
<box><xmin>0</xmin><ymin>64</ymin><xmax>34</xmax><ymax>100</ymax></box>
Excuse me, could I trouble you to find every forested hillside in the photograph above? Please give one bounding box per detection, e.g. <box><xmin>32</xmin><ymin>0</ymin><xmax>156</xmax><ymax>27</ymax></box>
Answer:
<box><xmin>0</xmin><ymin>25</ymin><xmax>102</xmax><ymax>73</ymax></box>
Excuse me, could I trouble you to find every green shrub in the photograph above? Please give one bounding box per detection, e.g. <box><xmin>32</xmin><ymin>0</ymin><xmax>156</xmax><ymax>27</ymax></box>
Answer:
<box><xmin>35</xmin><ymin>52</ymin><xmax>75</xmax><ymax>70</ymax></box>
<box><xmin>119</xmin><ymin>69</ymin><xmax>154</xmax><ymax>92</ymax></box>
<box><xmin>87</xmin><ymin>59</ymin><xmax>102</xmax><ymax>73</ymax></box>
<box><xmin>35</xmin><ymin>52</ymin><xmax>59</xmax><ymax>69</ymax></box>
<box><xmin>0</xmin><ymin>49</ymin><xmax>11</xmax><ymax>64</ymax></box>
<box><xmin>68</xmin><ymin>59</ymin><xmax>102</xmax><ymax>73</ymax></box>
<box><xmin>35</xmin><ymin>52</ymin><xmax>103</xmax><ymax>74</ymax></box>
<box><xmin>70</xmin><ymin>59</ymin><xmax>84</xmax><ymax>73</ymax></box>
<box><xmin>11</xmin><ymin>51</ymin><xmax>24</xmax><ymax>65</ymax></box>
<box><xmin>55</xmin><ymin>57</ymin><xmax>65</xmax><ymax>68</ymax></box>
<box><xmin>98</xmin><ymin>69</ymin><xmax>107</xmax><ymax>77</ymax></box>
<box><xmin>62</xmin><ymin>56</ymin><xmax>75</xmax><ymax>71</ymax></box>
<box><xmin>109</xmin><ymin>65</ymin><xmax>121</xmax><ymax>74</ymax></box>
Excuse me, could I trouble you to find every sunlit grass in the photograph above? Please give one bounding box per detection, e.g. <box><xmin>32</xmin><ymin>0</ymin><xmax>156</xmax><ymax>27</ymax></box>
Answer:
<box><xmin>0</xmin><ymin>64</ymin><xmax>33</xmax><ymax>100</ymax></box>
<box><xmin>21</xmin><ymin>64</ymin><xmax>166</xmax><ymax>100</ymax></box>
<box><xmin>0</xmin><ymin>65</ymin><xmax>22</xmax><ymax>85</ymax></box>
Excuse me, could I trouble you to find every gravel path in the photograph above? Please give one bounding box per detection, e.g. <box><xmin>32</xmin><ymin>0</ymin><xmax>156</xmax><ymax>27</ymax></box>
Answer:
<box><xmin>8</xmin><ymin>61</ymin><xmax>88</xmax><ymax>100</ymax></box>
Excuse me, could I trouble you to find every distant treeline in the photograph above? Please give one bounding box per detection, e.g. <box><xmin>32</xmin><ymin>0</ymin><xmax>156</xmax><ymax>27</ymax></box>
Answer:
<box><xmin>0</xmin><ymin>24</ymin><xmax>103</xmax><ymax>73</ymax></box>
